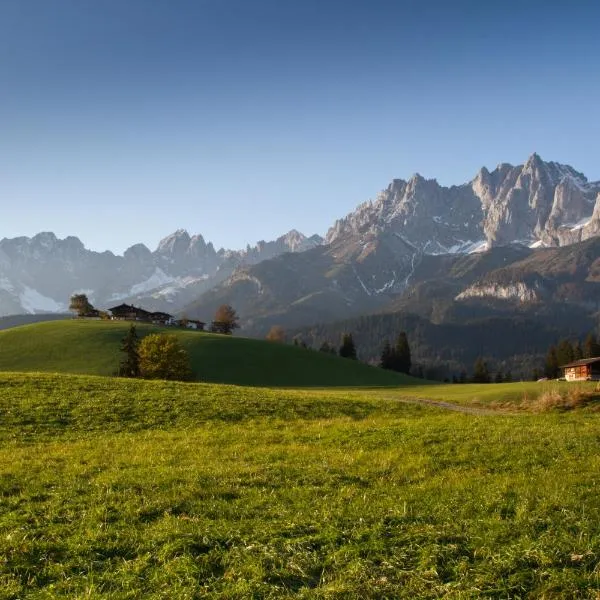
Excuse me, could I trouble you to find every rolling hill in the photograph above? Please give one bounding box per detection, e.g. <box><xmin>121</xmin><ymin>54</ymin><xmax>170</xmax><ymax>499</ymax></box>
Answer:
<box><xmin>0</xmin><ymin>320</ymin><xmax>414</xmax><ymax>387</ymax></box>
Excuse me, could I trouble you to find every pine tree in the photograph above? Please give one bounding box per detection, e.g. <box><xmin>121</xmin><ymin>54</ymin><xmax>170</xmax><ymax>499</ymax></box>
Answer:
<box><xmin>394</xmin><ymin>332</ymin><xmax>411</xmax><ymax>374</ymax></box>
<box><xmin>319</xmin><ymin>341</ymin><xmax>333</xmax><ymax>353</ymax></box>
<box><xmin>573</xmin><ymin>340</ymin><xmax>583</xmax><ymax>361</ymax></box>
<box><xmin>339</xmin><ymin>333</ymin><xmax>357</xmax><ymax>360</ymax></box>
<box><xmin>544</xmin><ymin>345</ymin><xmax>559</xmax><ymax>379</ymax></box>
<box><xmin>583</xmin><ymin>332</ymin><xmax>600</xmax><ymax>358</ymax></box>
<box><xmin>472</xmin><ymin>357</ymin><xmax>490</xmax><ymax>383</ymax></box>
<box><xmin>556</xmin><ymin>339</ymin><xmax>575</xmax><ymax>367</ymax></box>
<box><xmin>380</xmin><ymin>339</ymin><xmax>393</xmax><ymax>370</ymax></box>
<box><xmin>494</xmin><ymin>371</ymin><xmax>504</xmax><ymax>384</ymax></box>
<box><xmin>118</xmin><ymin>324</ymin><xmax>140</xmax><ymax>378</ymax></box>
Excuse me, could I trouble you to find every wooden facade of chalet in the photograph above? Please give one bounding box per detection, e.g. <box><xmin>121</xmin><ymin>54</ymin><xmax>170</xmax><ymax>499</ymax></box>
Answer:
<box><xmin>561</xmin><ymin>357</ymin><xmax>600</xmax><ymax>382</ymax></box>
<box><xmin>108</xmin><ymin>304</ymin><xmax>174</xmax><ymax>325</ymax></box>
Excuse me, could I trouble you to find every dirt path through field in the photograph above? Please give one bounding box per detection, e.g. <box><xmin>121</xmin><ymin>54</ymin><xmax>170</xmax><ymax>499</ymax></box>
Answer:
<box><xmin>384</xmin><ymin>395</ymin><xmax>505</xmax><ymax>416</ymax></box>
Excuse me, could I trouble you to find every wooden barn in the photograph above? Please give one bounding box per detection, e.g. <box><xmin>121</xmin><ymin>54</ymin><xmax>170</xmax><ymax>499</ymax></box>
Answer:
<box><xmin>561</xmin><ymin>357</ymin><xmax>600</xmax><ymax>382</ymax></box>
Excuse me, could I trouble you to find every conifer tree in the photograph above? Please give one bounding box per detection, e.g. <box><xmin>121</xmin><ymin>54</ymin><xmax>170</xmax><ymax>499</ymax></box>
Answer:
<box><xmin>118</xmin><ymin>324</ymin><xmax>140</xmax><ymax>378</ymax></box>
<box><xmin>380</xmin><ymin>339</ymin><xmax>393</xmax><ymax>370</ymax></box>
<box><xmin>583</xmin><ymin>332</ymin><xmax>600</xmax><ymax>358</ymax></box>
<box><xmin>556</xmin><ymin>339</ymin><xmax>575</xmax><ymax>367</ymax></box>
<box><xmin>544</xmin><ymin>345</ymin><xmax>559</xmax><ymax>379</ymax></box>
<box><xmin>394</xmin><ymin>332</ymin><xmax>412</xmax><ymax>374</ymax></box>
<box><xmin>472</xmin><ymin>357</ymin><xmax>490</xmax><ymax>383</ymax></box>
<box><xmin>339</xmin><ymin>333</ymin><xmax>357</xmax><ymax>360</ymax></box>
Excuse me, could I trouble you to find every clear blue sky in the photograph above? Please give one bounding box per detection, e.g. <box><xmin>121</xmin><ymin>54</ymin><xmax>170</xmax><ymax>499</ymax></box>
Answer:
<box><xmin>1</xmin><ymin>0</ymin><xmax>598</xmax><ymax>254</ymax></box>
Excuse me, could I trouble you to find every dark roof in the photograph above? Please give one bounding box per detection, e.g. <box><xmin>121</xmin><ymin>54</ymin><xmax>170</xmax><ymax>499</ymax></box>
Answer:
<box><xmin>109</xmin><ymin>304</ymin><xmax>150</xmax><ymax>315</ymax></box>
<box><xmin>560</xmin><ymin>356</ymin><xmax>600</xmax><ymax>368</ymax></box>
<box><xmin>150</xmin><ymin>311</ymin><xmax>173</xmax><ymax>319</ymax></box>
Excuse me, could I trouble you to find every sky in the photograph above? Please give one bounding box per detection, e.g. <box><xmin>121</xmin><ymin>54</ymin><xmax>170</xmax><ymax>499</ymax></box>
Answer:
<box><xmin>0</xmin><ymin>0</ymin><xmax>599</xmax><ymax>254</ymax></box>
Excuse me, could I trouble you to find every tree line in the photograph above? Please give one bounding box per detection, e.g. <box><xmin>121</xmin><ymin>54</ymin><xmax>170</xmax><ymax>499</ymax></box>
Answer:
<box><xmin>541</xmin><ymin>332</ymin><xmax>600</xmax><ymax>380</ymax></box>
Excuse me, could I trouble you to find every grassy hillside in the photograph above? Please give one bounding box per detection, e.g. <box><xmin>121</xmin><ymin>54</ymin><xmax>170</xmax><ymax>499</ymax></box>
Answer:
<box><xmin>1</xmin><ymin>372</ymin><xmax>600</xmax><ymax>598</ymax></box>
<box><xmin>0</xmin><ymin>320</ymin><xmax>414</xmax><ymax>387</ymax></box>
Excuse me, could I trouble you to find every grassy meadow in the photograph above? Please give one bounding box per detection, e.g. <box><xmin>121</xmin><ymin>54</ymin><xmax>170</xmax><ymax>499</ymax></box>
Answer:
<box><xmin>1</xmin><ymin>370</ymin><xmax>600</xmax><ymax>598</ymax></box>
<box><xmin>0</xmin><ymin>320</ymin><xmax>414</xmax><ymax>387</ymax></box>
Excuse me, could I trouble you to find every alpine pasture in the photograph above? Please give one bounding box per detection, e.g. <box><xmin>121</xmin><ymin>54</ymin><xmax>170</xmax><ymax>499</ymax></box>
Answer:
<box><xmin>0</xmin><ymin>321</ymin><xmax>599</xmax><ymax>598</ymax></box>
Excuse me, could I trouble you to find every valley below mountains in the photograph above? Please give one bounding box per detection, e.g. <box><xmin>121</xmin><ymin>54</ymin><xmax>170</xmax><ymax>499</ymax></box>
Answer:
<box><xmin>2</xmin><ymin>153</ymin><xmax>600</xmax><ymax>376</ymax></box>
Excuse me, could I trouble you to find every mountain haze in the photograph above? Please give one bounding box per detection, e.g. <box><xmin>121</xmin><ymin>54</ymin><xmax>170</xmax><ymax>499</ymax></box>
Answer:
<box><xmin>1</xmin><ymin>153</ymin><xmax>599</xmax><ymax>328</ymax></box>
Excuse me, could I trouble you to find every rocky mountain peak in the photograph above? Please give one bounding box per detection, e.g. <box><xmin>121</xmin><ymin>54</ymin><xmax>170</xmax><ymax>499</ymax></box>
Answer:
<box><xmin>156</xmin><ymin>229</ymin><xmax>191</xmax><ymax>255</ymax></box>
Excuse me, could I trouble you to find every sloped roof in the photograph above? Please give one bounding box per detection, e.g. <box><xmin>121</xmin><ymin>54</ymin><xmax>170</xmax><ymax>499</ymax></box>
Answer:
<box><xmin>560</xmin><ymin>356</ymin><xmax>600</xmax><ymax>368</ymax></box>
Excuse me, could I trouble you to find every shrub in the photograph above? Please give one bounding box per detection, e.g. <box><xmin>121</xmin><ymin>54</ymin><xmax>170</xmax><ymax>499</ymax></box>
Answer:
<box><xmin>138</xmin><ymin>334</ymin><xmax>193</xmax><ymax>381</ymax></box>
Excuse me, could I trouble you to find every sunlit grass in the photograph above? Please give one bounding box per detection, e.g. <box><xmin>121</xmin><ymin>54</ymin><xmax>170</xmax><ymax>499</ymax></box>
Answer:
<box><xmin>1</xmin><ymin>372</ymin><xmax>600</xmax><ymax>597</ymax></box>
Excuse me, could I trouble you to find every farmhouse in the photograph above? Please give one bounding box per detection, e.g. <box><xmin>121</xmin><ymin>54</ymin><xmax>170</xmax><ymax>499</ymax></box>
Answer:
<box><xmin>109</xmin><ymin>304</ymin><xmax>151</xmax><ymax>321</ymax></box>
<box><xmin>561</xmin><ymin>357</ymin><xmax>600</xmax><ymax>382</ymax></box>
<box><xmin>108</xmin><ymin>304</ymin><xmax>174</xmax><ymax>325</ymax></box>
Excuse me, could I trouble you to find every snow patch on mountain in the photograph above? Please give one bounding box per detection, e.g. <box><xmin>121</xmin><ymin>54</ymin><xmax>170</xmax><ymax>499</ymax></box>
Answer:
<box><xmin>130</xmin><ymin>268</ymin><xmax>174</xmax><ymax>296</ymax></box>
<box><xmin>19</xmin><ymin>287</ymin><xmax>65</xmax><ymax>313</ymax></box>
<box><xmin>0</xmin><ymin>278</ymin><xmax>15</xmax><ymax>293</ymax></box>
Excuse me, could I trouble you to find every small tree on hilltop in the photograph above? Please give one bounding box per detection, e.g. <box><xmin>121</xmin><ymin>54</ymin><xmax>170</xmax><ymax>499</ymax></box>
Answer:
<box><xmin>339</xmin><ymin>333</ymin><xmax>357</xmax><ymax>360</ymax></box>
<box><xmin>69</xmin><ymin>293</ymin><xmax>94</xmax><ymax>317</ymax></box>
<box><xmin>118</xmin><ymin>324</ymin><xmax>140</xmax><ymax>378</ymax></box>
<box><xmin>319</xmin><ymin>341</ymin><xmax>336</xmax><ymax>354</ymax></box>
<box><xmin>211</xmin><ymin>304</ymin><xmax>239</xmax><ymax>335</ymax></box>
<box><xmin>138</xmin><ymin>333</ymin><xmax>193</xmax><ymax>381</ymax></box>
<box><xmin>266</xmin><ymin>325</ymin><xmax>286</xmax><ymax>343</ymax></box>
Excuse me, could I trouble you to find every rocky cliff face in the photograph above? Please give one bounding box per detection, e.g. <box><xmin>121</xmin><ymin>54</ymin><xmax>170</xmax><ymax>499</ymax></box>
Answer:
<box><xmin>0</xmin><ymin>229</ymin><xmax>322</xmax><ymax>316</ymax></box>
<box><xmin>328</xmin><ymin>153</ymin><xmax>600</xmax><ymax>254</ymax></box>
<box><xmin>184</xmin><ymin>154</ymin><xmax>600</xmax><ymax>330</ymax></box>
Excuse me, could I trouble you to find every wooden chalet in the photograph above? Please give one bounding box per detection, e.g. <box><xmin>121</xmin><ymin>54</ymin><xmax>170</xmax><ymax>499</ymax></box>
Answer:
<box><xmin>109</xmin><ymin>304</ymin><xmax>151</xmax><ymax>321</ymax></box>
<box><xmin>561</xmin><ymin>357</ymin><xmax>600</xmax><ymax>382</ymax></box>
<box><xmin>149</xmin><ymin>311</ymin><xmax>175</xmax><ymax>325</ymax></box>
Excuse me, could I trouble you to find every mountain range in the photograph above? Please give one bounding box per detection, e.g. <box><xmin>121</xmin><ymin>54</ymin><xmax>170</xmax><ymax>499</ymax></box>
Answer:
<box><xmin>1</xmin><ymin>153</ymin><xmax>599</xmax><ymax>358</ymax></box>
<box><xmin>184</xmin><ymin>154</ymin><xmax>600</xmax><ymax>330</ymax></box>
<box><xmin>0</xmin><ymin>229</ymin><xmax>322</xmax><ymax>316</ymax></box>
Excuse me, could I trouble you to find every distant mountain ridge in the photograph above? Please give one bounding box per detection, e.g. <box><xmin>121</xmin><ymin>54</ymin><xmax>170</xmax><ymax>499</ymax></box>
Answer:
<box><xmin>0</xmin><ymin>229</ymin><xmax>322</xmax><ymax>316</ymax></box>
<box><xmin>1</xmin><ymin>153</ymin><xmax>599</xmax><ymax>321</ymax></box>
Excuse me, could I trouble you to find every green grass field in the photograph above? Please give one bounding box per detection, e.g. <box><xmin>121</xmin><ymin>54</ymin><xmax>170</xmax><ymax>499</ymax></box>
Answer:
<box><xmin>1</xmin><ymin>372</ymin><xmax>600</xmax><ymax>598</ymax></box>
<box><xmin>0</xmin><ymin>320</ymin><xmax>414</xmax><ymax>387</ymax></box>
<box><xmin>1</xmin><ymin>321</ymin><xmax>599</xmax><ymax>597</ymax></box>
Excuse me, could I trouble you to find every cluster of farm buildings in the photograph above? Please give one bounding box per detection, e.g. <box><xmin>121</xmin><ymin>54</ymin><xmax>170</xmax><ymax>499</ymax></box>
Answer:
<box><xmin>107</xmin><ymin>303</ymin><xmax>205</xmax><ymax>330</ymax></box>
